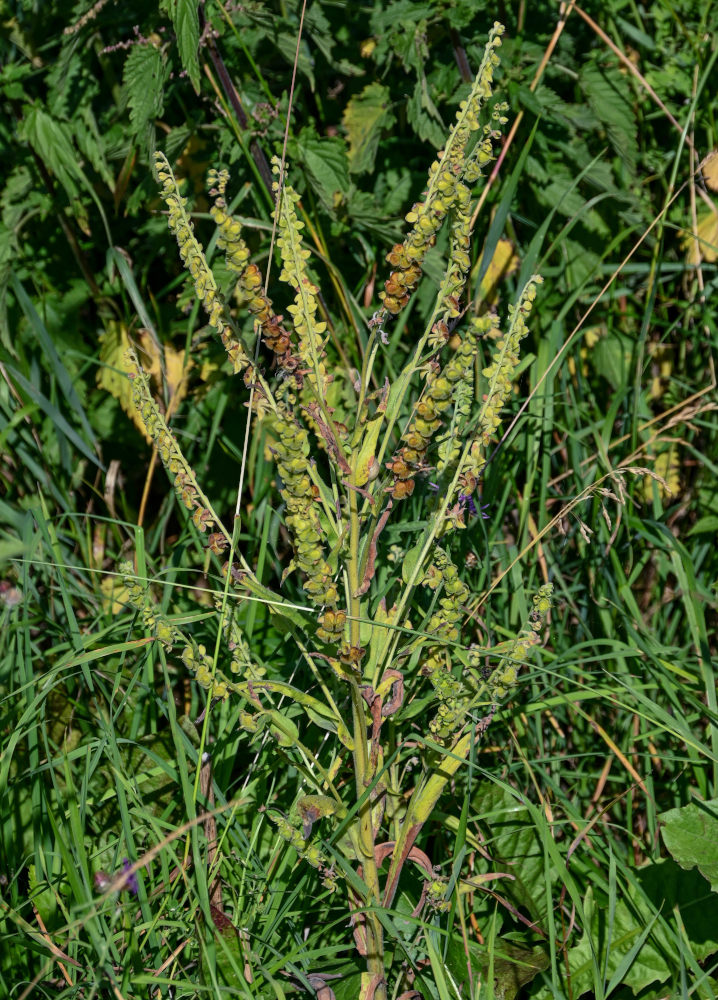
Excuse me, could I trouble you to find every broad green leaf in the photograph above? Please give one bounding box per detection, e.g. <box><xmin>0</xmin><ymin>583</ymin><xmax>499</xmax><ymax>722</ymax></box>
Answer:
<box><xmin>123</xmin><ymin>43</ymin><xmax>167</xmax><ymax>137</ymax></box>
<box><xmin>170</xmin><ymin>0</ymin><xmax>200</xmax><ymax>93</ymax></box>
<box><xmin>407</xmin><ymin>78</ymin><xmax>445</xmax><ymax>148</ymax></box>
<box><xmin>688</xmin><ymin>515</ymin><xmax>718</xmax><ymax>536</ymax></box>
<box><xmin>660</xmin><ymin>799</ymin><xmax>718</xmax><ymax>892</ymax></box>
<box><xmin>534</xmin><ymin>862</ymin><xmax>718</xmax><ymax>998</ymax></box>
<box><xmin>28</xmin><ymin>865</ymin><xmax>57</xmax><ymax>926</ymax></box>
<box><xmin>445</xmin><ymin>934</ymin><xmax>548</xmax><ymax>1000</ymax></box>
<box><xmin>20</xmin><ymin>105</ymin><xmax>83</xmax><ymax>201</ymax></box>
<box><xmin>402</xmin><ymin>541</ymin><xmax>424</xmax><ymax>586</ymax></box>
<box><xmin>592</xmin><ymin>330</ymin><xmax>633</xmax><ymax>391</ymax></box>
<box><xmin>580</xmin><ymin>60</ymin><xmax>637</xmax><ymax>177</ymax></box>
<box><xmin>342</xmin><ymin>82</ymin><xmax>395</xmax><ymax>174</ymax></box>
<box><xmin>473</xmin><ymin>783</ymin><xmax>551</xmax><ymax>925</ymax></box>
<box><xmin>295</xmin><ymin>129</ymin><xmax>350</xmax><ymax>209</ymax></box>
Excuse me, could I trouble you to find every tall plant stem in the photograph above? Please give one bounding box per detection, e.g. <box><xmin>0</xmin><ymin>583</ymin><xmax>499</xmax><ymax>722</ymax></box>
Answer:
<box><xmin>348</xmin><ymin>484</ymin><xmax>387</xmax><ymax>997</ymax></box>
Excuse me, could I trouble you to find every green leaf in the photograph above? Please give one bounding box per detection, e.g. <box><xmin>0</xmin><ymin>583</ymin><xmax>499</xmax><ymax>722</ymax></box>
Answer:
<box><xmin>445</xmin><ymin>935</ymin><xmax>548</xmax><ymax>1000</ymax></box>
<box><xmin>123</xmin><ymin>44</ymin><xmax>167</xmax><ymax>137</ymax></box>
<box><xmin>687</xmin><ymin>515</ymin><xmax>718</xmax><ymax>537</ymax></box>
<box><xmin>354</xmin><ymin>414</ymin><xmax>384</xmax><ymax>487</ymax></box>
<box><xmin>267</xmin><ymin>709</ymin><xmax>299</xmax><ymax>748</ymax></box>
<box><xmin>660</xmin><ymin>799</ymin><xmax>718</xmax><ymax>891</ymax></box>
<box><xmin>473</xmin><ymin>783</ymin><xmax>552</xmax><ymax>924</ymax></box>
<box><xmin>592</xmin><ymin>330</ymin><xmax>633</xmax><ymax>390</ymax></box>
<box><xmin>580</xmin><ymin>59</ymin><xmax>637</xmax><ymax>176</ymax></box>
<box><xmin>534</xmin><ymin>862</ymin><xmax>718</xmax><ymax>999</ymax></box>
<box><xmin>28</xmin><ymin>864</ymin><xmax>57</xmax><ymax>926</ymax></box>
<box><xmin>295</xmin><ymin>129</ymin><xmax>350</xmax><ymax>210</ymax></box>
<box><xmin>6</xmin><ymin>363</ymin><xmax>104</xmax><ymax>470</ymax></box>
<box><xmin>20</xmin><ymin>105</ymin><xmax>84</xmax><ymax>201</ymax></box>
<box><xmin>342</xmin><ymin>82</ymin><xmax>395</xmax><ymax>174</ymax></box>
<box><xmin>406</xmin><ymin>78</ymin><xmax>445</xmax><ymax>148</ymax></box>
<box><xmin>402</xmin><ymin>541</ymin><xmax>424</xmax><ymax>586</ymax></box>
<box><xmin>11</xmin><ymin>275</ymin><xmax>98</xmax><ymax>450</ymax></box>
<box><xmin>171</xmin><ymin>0</ymin><xmax>200</xmax><ymax>93</ymax></box>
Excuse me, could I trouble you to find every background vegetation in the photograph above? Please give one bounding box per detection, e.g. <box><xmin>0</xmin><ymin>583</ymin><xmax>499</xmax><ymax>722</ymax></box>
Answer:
<box><xmin>1</xmin><ymin>0</ymin><xmax>717</xmax><ymax>997</ymax></box>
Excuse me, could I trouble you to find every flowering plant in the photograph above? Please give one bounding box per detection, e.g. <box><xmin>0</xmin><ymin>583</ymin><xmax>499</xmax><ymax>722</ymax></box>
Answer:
<box><xmin>119</xmin><ymin>23</ymin><xmax>552</xmax><ymax>997</ymax></box>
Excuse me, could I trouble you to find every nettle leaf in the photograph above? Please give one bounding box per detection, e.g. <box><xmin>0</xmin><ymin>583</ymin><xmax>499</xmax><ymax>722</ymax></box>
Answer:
<box><xmin>170</xmin><ymin>0</ymin><xmax>200</xmax><ymax>93</ymax></box>
<box><xmin>580</xmin><ymin>59</ymin><xmax>638</xmax><ymax>177</ymax></box>
<box><xmin>374</xmin><ymin>167</ymin><xmax>412</xmax><ymax>217</ymax></box>
<box><xmin>21</xmin><ymin>105</ymin><xmax>84</xmax><ymax>201</ymax></box>
<box><xmin>275</xmin><ymin>32</ymin><xmax>315</xmax><ymax>89</ymax></box>
<box><xmin>660</xmin><ymin>798</ymin><xmax>718</xmax><ymax>891</ymax></box>
<box><xmin>295</xmin><ymin>128</ymin><xmax>350</xmax><ymax>209</ymax></box>
<box><xmin>407</xmin><ymin>78</ymin><xmax>445</xmax><ymax>148</ymax></box>
<box><xmin>530</xmin><ymin>83</ymin><xmax>598</xmax><ymax>131</ymax></box>
<box><xmin>123</xmin><ymin>44</ymin><xmax>168</xmax><ymax>137</ymax></box>
<box><xmin>303</xmin><ymin>1</ymin><xmax>334</xmax><ymax>63</ymax></box>
<box><xmin>342</xmin><ymin>82</ymin><xmax>395</xmax><ymax>175</ymax></box>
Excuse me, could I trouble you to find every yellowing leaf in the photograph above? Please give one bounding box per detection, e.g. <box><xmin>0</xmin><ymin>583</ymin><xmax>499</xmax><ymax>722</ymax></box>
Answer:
<box><xmin>342</xmin><ymin>82</ymin><xmax>395</xmax><ymax>175</ymax></box>
<box><xmin>701</xmin><ymin>150</ymin><xmax>718</xmax><ymax>192</ymax></box>
<box><xmin>138</xmin><ymin>329</ymin><xmax>191</xmax><ymax>409</ymax></box>
<box><xmin>101</xmin><ymin>574</ymin><xmax>130</xmax><ymax>615</ymax></box>
<box><xmin>97</xmin><ymin>321</ymin><xmax>149</xmax><ymax>441</ymax></box>
<box><xmin>97</xmin><ymin>322</ymin><xmax>192</xmax><ymax>442</ymax></box>
<box><xmin>681</xmin><ymin>201</ymin><xmax>718</xmax><ymax>264</ymax></box>
<box><xmin>644</xmin><ymin>446</ymin><xmax>680</xmax><ymax>503</ymax></box>
<box><xmin>473</xmin><ymin>238</ymin><xmax>519</xmax><ymax>304</ymax></box>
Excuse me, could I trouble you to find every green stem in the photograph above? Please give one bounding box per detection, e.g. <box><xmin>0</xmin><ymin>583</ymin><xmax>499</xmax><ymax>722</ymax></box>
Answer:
<box><xmin>383</xmin><ymin>727</ymin><xmax>475</xmax><ymax>909</ymax></box>
<box><xmin>348</xmin><ymin>483</ymin><xmax>386</xmax><ymax>997</ymax></box>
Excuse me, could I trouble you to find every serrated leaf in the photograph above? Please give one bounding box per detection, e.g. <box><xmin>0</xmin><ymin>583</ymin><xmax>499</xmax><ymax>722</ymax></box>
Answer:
<box><xmin>295</xmin><ymin>129</ymin><xmax>349</xmax><ymax>209</ymax></box>
<box><xmin>97</xmin><ymin>321</ymin><xmax>146</xmax><ymax>440</ymax></box>
<box><xmin>660</xmin><ymin>798</ymin><xmax>718</xmax><ymax>891</ymax></box>
<box><xmin>21</xmin><ymin>105</ymin><xmax>84</xmax><ymax>201</ymax></box>
<box><xmin>406</xmin><ymin>78</ymin><xmax>445</xmax><ymax>148</ymax></box>
<box><xmin>342</xmin><ymin>82</ymin><xmax>395</xmax><ymax>174</ymax></box>
<box><xmin>123</xmin><ymin>44</ymin><xmax>167</xmax><ymax>137</ymax></box>
<box><xmin>171</xmin><ymin>0</ymin><xmax>200</xmax><ymax>93</ymax></box>
<box><xmin>580</xmin><ymin>60</ymin><xmax>637</xmax><ymax>176</ymax></box>
<box><xmin>97</xmin><ymin>323</ymin><xmax>191</xmax><ymax>441</ymax></box>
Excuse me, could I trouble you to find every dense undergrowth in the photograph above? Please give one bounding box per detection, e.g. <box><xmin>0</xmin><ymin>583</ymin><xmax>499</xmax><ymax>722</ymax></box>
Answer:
<box><xmin>1</xmin><ymin>1</ymin><xmax>718</xmax><ymax>998</ymax></box>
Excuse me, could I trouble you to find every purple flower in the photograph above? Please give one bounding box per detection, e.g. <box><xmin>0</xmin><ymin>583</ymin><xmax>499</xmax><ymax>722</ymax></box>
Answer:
<box><xmin>459</xmin><ymin>494</ymin><xmax>490</xmax><ymax>520</ymax></box>
<box><xmin>427</xmin><ymin>481</ymin><xmax>490</xmax><ymax>520</ymax></box>
<box><xmin>122</xmin><ymin>858</ymin><xmax>139</xmax><ymax>896</ymax></box>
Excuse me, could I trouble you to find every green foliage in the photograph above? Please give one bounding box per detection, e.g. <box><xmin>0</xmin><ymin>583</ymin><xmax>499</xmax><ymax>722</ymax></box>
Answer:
<box><xmin>1</xmin><ymin>0</ymin><xmax>717</xmax><ymax>997</ymax></box>
<box><xmin>660</xmin><ymin>799</ymin><xmax>718</xmax><ymax>892</ymax></box>
<box><xmin>123</xmin><ymin>42</ymin><xmax>169</xmax><ymax>139</ymax></box>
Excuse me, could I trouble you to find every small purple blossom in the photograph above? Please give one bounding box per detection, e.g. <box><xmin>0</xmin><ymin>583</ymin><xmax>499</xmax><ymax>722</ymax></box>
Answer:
<box><xmin>122</xmin><ymin>858</ymin><xmax>139</xmax><ymax>896</ymax></box>
<box><xmin>459</xmin><ymin>494</ymin><xmax>490</xmax><ymax>520</ymax></box>
<box><xmin>458</xmin><ymin>493</ymin><xmax>478</xmax><ymax>516</ymax></box>
<box><xmin>427</xmin><ymin>482</ymin><xmax>490</xmax><ymax>519</ymax></box>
